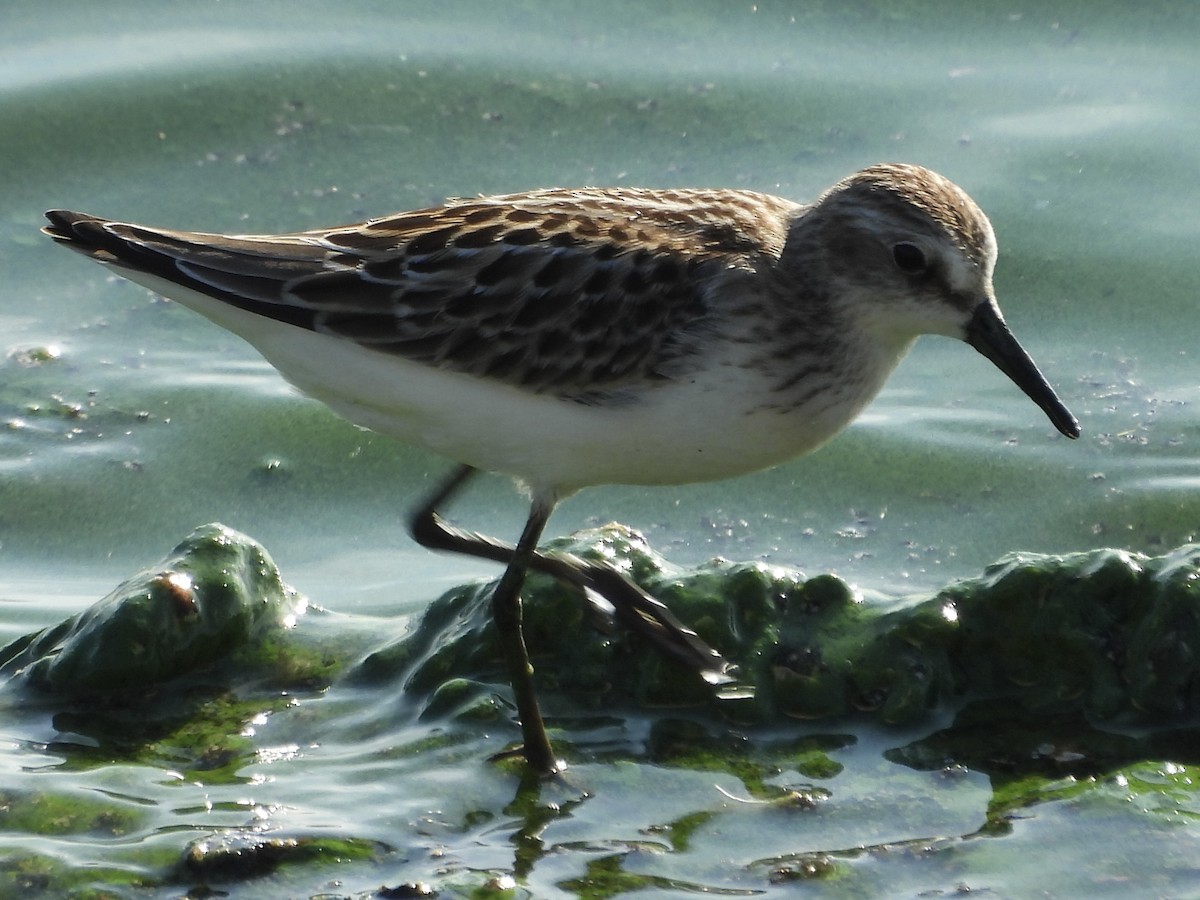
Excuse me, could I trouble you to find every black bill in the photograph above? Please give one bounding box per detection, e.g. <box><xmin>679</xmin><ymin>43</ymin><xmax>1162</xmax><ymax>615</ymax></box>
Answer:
<box><xmin>966</xmin><ymin>300</ymin><xmax>1080</xmax><ymax>439</ymax></box>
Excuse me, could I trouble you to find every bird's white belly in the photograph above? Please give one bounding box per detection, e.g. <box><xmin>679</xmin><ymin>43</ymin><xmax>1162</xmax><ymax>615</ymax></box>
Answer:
<box><xmin>117</xmin><ymin>271</ymin><xmax>889</xmax><ymax>497</ymax></box>
<box><xmin>269</xmin><ymin>328</ymin><xmax>861</xmax><ymax>494</ymax></box>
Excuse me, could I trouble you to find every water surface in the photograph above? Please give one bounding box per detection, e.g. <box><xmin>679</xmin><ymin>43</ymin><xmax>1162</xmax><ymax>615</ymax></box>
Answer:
<box><xmin>2</xmin><ymin>1</ymin><xmax>1198</xmax><ymax>896</ymax></box>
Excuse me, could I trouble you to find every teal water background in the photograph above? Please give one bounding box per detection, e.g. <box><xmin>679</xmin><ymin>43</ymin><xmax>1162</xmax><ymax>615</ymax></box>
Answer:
<box><xmin>2</xmin><ymin>1</ymin><xmax>1199</xmax><ymax>896</ymax></box>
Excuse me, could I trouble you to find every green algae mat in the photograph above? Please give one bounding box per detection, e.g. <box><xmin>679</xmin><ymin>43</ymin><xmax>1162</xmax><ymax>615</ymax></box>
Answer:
<box><xmin>5</xmin><ymin>523</ymin><xmax>1200</xmax><ymax>896</ymax></box>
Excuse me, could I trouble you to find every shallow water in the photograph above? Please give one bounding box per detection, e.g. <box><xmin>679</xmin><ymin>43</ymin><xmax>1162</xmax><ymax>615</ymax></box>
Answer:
<box><xmin>2</xmin><ymin>1</ymin><xmax>1199</xmax><ymax>896</ymax></box>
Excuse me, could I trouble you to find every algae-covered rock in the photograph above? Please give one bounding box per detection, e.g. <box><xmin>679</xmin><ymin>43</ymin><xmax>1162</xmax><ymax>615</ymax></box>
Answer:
<box><xmin>0</xmin><ymin>523</ymin><xmax>306</xmax><ymax>693</ymax></box>
<box><xmin>361</xmin><ymin>525</ymin><xmax>1200</xmax><ymax>728</ymax></box>
<box><xmin>22</xmin><ymin>521</ymin><xmax>1199</xmax><ymax>729</ymax></box>
<box><xmin>943</xmin><ymin>545</ymin><xmax>1200</xmax><ymax>721</ymax></box>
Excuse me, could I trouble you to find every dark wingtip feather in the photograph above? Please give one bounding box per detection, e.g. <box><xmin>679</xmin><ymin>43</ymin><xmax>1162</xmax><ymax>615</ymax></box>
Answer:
<box><xmin>42</xmin><ymin>210</ymin><xmax>114</xmax><ymax>253</ymax></box>
<box><xmin>44</xmin><ymin>208</ymin><xmax>103</xmax><ymax>230</ymax></box>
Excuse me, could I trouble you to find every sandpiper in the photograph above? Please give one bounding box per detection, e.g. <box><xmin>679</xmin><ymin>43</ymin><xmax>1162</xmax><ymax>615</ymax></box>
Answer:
<box><xmin>44</xmin><ymin>163</ymin><xmax>1079</xmax><ymax>774</ymax></box>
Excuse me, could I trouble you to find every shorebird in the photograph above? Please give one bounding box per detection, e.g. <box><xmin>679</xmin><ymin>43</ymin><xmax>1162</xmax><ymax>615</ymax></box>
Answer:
<box><xmin>44</xmin><ymin>163</ymin><xmax>1079</xmax><ymax>774</ymax></box>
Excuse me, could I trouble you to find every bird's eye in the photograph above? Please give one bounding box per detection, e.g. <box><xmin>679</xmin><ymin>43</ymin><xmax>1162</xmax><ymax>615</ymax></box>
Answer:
<box><xmin>892</xmin><ymin>242</ymin><xmax>928</xmax><ymax>274</ymax></box>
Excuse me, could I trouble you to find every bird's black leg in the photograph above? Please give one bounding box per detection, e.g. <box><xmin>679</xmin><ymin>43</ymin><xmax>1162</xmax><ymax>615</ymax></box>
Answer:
<box><xmin>491</xmin><ymin>497</ymin><xmax>559</xmax><ymax>774</ymax></box>
<box><xmin>410</xmin><ymin>465</ymin><xmax>558</xmax><ymax>773</ymax></box>
<box><xmin>409</xmin><ymin>466</ymin><xmax>743</xmax><ymax>763</ymax></box>
<box><xmin>410</xmin><ymin>466</ymin><xmax>735</xmax><ymax>681</ymax></box>
<box><xmin>408</xmin><ymin>464</ymin><xmax>494</xmax><ymax>559</ymax></box>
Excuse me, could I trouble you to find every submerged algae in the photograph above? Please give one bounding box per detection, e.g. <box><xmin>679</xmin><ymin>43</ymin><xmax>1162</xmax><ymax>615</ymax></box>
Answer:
<box><xmin>181</xmin><ymin>832</ymin><xmax>384</xmax><ymax>882</ymax></box>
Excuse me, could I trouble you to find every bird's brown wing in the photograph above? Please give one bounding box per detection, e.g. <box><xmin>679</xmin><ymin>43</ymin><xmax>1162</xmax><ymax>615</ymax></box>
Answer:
<box><xmin>44</xmin><ymin>188</ymin><xmax>796</xmax><ymax>395</ymax></box>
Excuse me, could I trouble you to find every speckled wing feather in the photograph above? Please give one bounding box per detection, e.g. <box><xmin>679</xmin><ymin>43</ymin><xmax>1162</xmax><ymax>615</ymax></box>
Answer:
<box><xmin>45</xmin><ymin>189</ymin><xmax>799</xmax><ymax>396</ymax></box>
